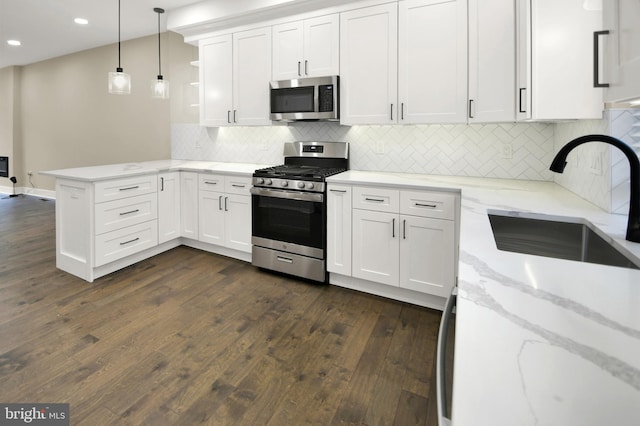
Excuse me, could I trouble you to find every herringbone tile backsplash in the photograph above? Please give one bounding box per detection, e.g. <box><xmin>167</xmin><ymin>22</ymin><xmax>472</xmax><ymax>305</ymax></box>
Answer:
<box><xmin>172</xmin><ymin>122</ymin><xmax>555</xmax><ymax>180</ymax></box>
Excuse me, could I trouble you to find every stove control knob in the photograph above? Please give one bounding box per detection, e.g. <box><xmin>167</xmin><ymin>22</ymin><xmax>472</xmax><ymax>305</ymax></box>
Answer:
<box><xmin>256</xmin><ymin>178</ymin><xmax>264</xmax><ymax>184</ymax></box>
<box><xmin>281</xmin><ymin>181</ymin><xmax>288</xmax><ymax>187</ymax></box>
<box><xmin>265</xmin><ymin>179</ymin><xmax>272</xmax><ymax>185</ymax></box>
<box><xmin>305</xmin><ymin>182</ymin><xmax>314</xmax><ymax>190</ymax></box>
<box><xmin>297</xmin><ymin>182</ymin><xmax>305</xmax><ymax>189</ymax></box>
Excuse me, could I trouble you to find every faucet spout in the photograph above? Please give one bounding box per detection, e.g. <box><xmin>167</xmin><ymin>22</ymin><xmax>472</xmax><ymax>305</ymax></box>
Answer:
<box><xmin>549</xmin><ymin>134</ymin><xmax>640</xmax><ymax>243</ymax></box>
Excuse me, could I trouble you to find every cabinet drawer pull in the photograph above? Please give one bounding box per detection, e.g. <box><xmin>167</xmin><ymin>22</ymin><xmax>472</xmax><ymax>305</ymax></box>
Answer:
<box><xmin>304</xmin><ymin>60</ymin><xmax>308</xmax><ymax>76</ymax></box>
<box><xmin>119</xmin><ymin>209</ymin><xmax>140</xmax><ymax>216</ymax></box>
<box><xmin>160</xmin><ymin>177</ymin><xmax>164</xmax><ymax>191</ymax></box>
<box><xmin>330</xmin><ymin>189</ymin><xmax>347</xmax><ymax>193</ymax></box>
<box><xmin>277</xmin><ymin>256</ymin><xmax>293</xmax><ymax>264</ymax></box>
<box><xmin>298</xmin><ymin>61</ymin><xmax>301</xmax><ymax>77</ymax></box>
<box><xmin>119</xmin><ymin>185</ymin><xmax>139</xmax><ymax>191</ymax></box>
<box><xmin>392</xmin><ymin>218</ymin><xmax>396</xmax><ymax>238</ymax></box>
<box><xmin>403</xmin><ymin>219</ymin><xmax>406</xmax><ymax>239</ymax></box>
<box><xmin>390</xmin><ymin>103</ymin><xmax>394</xmax><ymax>120</ymax></box>
<box><xmin>365</xmin><ymin>197</ymin><xmax>385</xmax><ymax>203</ymax></box>
<box><xmin>224</xmin><ymin>196</ymin><xmax>228</xmax><ymax>211</ymax></box>
<box><xmin>416</xmin><ymin>203</ymin><xmax>437</xmax><ymax>208</ymax></box>
<box><xmin>519</xmin><ymin>88</ymin><xmax>527</xmax><ymax>113</ymax></box>
<box><xmin>231</xmin><ymin>184</ymin><xmax>245</xmax><ymax>188</ymax></box>
<box><xmin>219</xmin><ymin>195</ymin><xmax>223</xmax><ymax>211</ymax></box>
<box><xmin>120</xmin><ymin>237</ymin><xmax>140</xmax><ymax>246</ymax></box>
<box><xmin>204</xmin><ymin>181</ymin><xmax>218</xmax><ymax>185</ymax></box>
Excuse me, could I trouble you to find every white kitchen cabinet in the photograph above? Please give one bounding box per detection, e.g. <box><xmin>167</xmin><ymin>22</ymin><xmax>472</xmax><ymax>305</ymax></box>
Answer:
<box><xmin>272</xmin><ymin>14</ymin><xmax>339</xmax><ymax>80</ymax></box>
<box><xmin>327</xmin><ymin>185</ymin><xmax>352</xmax><ymax>276</ymax></box>
<box><xmin>180</xmin><ymin>172</ymin><xmax>199</xmax><ymax>239</ymax></box>
<box><xmin>603</xmin><ymin>0</ymin><xmax>640</xmax><ymax>102</ymax></box>
<box><xmin>199</xmin><ymin>27</ymin><xmax>272</xmax><ymax>126</ymax></box>
<box><xmin>468</xmin><ymin>0</ymin><xmax>516</xmax><ymax>123</ymax></box>
<box><xmin>198</xmin><ymin>173</ymin><xmax>252</xmax><ymax>253</ymax></box>
<box><xmin>398</xmin><ymin>0</ymin><xmax>468</xmax><ymax>124</ymax></box>
<box><xmin>340</xmin><ymin>3</ymin><xmax>398</xmax><ymax>125</ymax></box>
<box><xmin>517</xmin><ymin>0</ymin><xmax>603</xmax><ymax>120</ymax></box>
<box><xmin>158</xmin><ymin>172</ymin><xmax>181</xmax><ymax>244</ymax></box>
<box><xmin>349</xmin><ymin>186</ymin><xmax>458</xmax><ymax>297</ymax></box>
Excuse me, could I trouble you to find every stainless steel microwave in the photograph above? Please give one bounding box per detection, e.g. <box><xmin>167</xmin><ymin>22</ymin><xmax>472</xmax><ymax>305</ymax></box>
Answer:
<box><xmin>270</xmin><ymin>75</ymin><xmax>339</xmax><ymax>121</ymax></box>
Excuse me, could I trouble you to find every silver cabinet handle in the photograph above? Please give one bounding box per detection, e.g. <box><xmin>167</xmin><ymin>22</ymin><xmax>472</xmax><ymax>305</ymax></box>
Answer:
<box><xmin>401</xmin><ymin>103</ymin><xmax>404</xmax><ymax>120</ymax></box>
<box><xmin>204</xmin><ymin>181</ymin><xmax>218</xmax><ymax>185</ymax></box>
<box><xmin>227</xmin><ymin>110</ymin><xmax>231</xmax><ymax>124</ymax></box>
<box><xmin>468</xmin><ymin>99</ymin><xmax>475</xmax><ymax>119</ymax></box>
<box><xmin>365</xmin><ymin>197</ymin><xmax>385</xmax><ymax>202</ymax></box>
<box><xmin>416</xmin><ymin>203</ymin><xmax>437</xmax><ymax>208</ymax></box>
<box><xmin>297</xmin><ymin>61</ymin><xmax>301</xmax><ymax>76</ymax></box>
<box><xmin>403</xmin><ymin>219</ymin><xmax>406</xmax><ymax>239</ymax></box>
<box><xmin>330</xmin><ymin>189</ymin><xmax>347</xmax><ymax>193</ymax></box>
<box><xmin>304</xmin><ymin>60</ymin><xmax>308</xmax><ymax>76</ymax></box>
<box><xmin>277</xmin><ymin>256</ymin><xmax>293</xmax><ymax>264</ymax></box>
<box><xmin>160</xmin><ymin>177</ymin><xmax>164</xmax><ymax>191</ymax></box>
<box><xmin>119</xmin><ymin>185</ymin><xmax>139</xmax><ymax>191</ymax></box>
<box><xmin>233</xmin><ymin>110</ymin><xmax>237</xmax><ymax>123</ymax></box>
<box><xmin>224</xmin><ymin>196</ymin><xmax>228</xmax><ymax>211</ymax></box>
<box><xmin>231</xmin><ymin>184</ymin><xmax>245</xmax><ymax>188</ymax></box>
<box><xmin>119</xmin><ymin>209</ymin><xmax>140</xmax><ymax>216</ymax></box>
<box><xmin>392</xmin><ymin>218</ymin><xmax>396</xmax><ymax>238</ymax></box>
<box><xmin>593</xmin><ymin>30</ymin><xmax>610</xmax><ymax>88</ymax></box>
<box><xmin>120</xmin><ymin>237</ymin><xmax>140</xmax><ymax>246</ymax></box>
<box><xmin>218</xmin><ymin>195</ymin><xmax>223</xmax><ymax>210</ymax></box>
<box><xmin>390</xmin><ymin>103</ymin><xmax>394</xmax><ymax>120</ymax></box>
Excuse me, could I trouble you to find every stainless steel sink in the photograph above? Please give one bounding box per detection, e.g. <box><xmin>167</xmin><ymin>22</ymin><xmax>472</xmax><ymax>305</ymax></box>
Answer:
<box><xmin>487</xmin><ymin>211</ymin><xmax>640</xmax><ymax>270</ymax></box>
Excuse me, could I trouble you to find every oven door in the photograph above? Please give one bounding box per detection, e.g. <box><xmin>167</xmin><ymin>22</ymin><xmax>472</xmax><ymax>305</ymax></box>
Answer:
<box><xmin>250</xmin><ymin>187</ymin><xmax>325</xmax><ymax>259</ymax></box>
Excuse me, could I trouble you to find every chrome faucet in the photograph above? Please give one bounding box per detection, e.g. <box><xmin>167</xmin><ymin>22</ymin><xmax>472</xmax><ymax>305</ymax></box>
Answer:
<box><xmin>550</xmin><ymin>134</ymin><xmax>640</xmax><ymax>243</ymax></box>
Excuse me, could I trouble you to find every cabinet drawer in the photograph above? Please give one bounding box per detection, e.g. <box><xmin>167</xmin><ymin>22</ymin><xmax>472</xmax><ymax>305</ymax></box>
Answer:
<box><xmin>224</xmin><ymin>175</ymin><xmax>252</xmax><ymax>195</ymax></box>
<box><xmin>94</xmin><ymin>220</ymin><xmax>158</xmax><ymax>267</ymax></box>
<box><xmin>95</xmin><ymin>193</ymin><xmax>158</xmax><ymax>235</ymax></box>
<box><xmin>352</xmin><ymin>186</ymin><xmax>399</xmax><ymax>213</ymax></box>
<box><xmin>94</xmin><ymin>175</ymin><xmax>157</xmax><ymax>203</ymax></box>
<box><xmin>199</xmin><ymin>174</ymin><xmax>224</xmax><ymax>192</ymax></box>
<box><xmin>400</xmin><ymin>190</ymin><xmax>456</xmax><ymax>220</ymax></box>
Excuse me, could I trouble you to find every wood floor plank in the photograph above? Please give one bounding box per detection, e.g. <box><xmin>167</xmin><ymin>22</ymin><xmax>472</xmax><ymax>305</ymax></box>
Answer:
<box><xmin>0</xmin><ymin>195</ymin><xmax>443</xmax><ymax>425</ymax></box>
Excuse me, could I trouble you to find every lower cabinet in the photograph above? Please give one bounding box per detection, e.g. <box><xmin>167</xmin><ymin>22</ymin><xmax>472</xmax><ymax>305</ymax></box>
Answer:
<box><xmin>198</xmin><ymin>173</ymin><xmax>252</xmax><ymax>253</ymax></box>
<box><xmin>328</xmin><ymin>183</ymin><xmax>459</xmax><ymax>301</ymax></box>
<box><xmin>158</xmin><ymin>172</ymin><xmax>181</xmax><ymax>244</ymax></box>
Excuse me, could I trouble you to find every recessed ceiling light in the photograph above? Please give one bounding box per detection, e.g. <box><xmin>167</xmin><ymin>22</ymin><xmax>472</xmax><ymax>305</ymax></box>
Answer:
<box><xmin>7</xmin><ymin>40</ymin><xmax>21</xmax><ymax>46</ymax></box>
<box><xmin>74</xmin><ymin>18</ymin><xmax>89</xmax><ymax>25</ymax></box>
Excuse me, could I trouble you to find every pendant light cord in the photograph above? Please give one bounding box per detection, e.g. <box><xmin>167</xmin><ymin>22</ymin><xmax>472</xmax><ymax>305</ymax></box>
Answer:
<box><xmin>157</xmin><ymin>10</ymin><xmax>161</xmax><ymax>77</ymax></box>
<box><xmin>117</xmin><ymin>0</ymin><xmax>122</xmax><ymax>70</ymax></box>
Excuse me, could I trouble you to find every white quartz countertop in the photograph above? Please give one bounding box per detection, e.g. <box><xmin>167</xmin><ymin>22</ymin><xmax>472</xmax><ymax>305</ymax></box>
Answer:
<box><xmin>328</xmin><ymin>170</ymin><xmax>640</xmax><ymax>426</ymax></box>
<box><xmin>40</xmin><ymin>160</ymin><xmax>271</xmax><ymax>181</ymax></box>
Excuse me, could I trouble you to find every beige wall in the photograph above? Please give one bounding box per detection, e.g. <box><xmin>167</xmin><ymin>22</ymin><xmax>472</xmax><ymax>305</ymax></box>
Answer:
<box><xmin>0</xmin><ymin>31</ymin><xmax>197</xmax><ymax>192</ymax></box>
<box><xmin>0</xmin><ymin>66</ymin><xmax>21</xmax><ymax>186</ymax></box>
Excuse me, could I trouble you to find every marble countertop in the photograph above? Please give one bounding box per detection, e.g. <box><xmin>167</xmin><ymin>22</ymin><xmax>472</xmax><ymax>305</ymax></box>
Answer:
<box><xmin>40</xmin><ymin>160</ymin><xmax>271</xmax><ymax>181</ymax></box>
<box><xmin>328</xmin><ymin>170</ymin><xmax>640</xmax><ymax>426</ymax></box>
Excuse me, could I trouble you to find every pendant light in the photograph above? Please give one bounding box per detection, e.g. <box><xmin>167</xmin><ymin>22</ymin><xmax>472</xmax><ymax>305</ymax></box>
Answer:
<box><xmin>151</xmin><ymin>7</ymin><xmax>169</xmax><ymax>99</ymax></box>
<box><xmin>108</xmin><ymin>0</ymin><xmax>131</xmax><ymax>94</ymax></box>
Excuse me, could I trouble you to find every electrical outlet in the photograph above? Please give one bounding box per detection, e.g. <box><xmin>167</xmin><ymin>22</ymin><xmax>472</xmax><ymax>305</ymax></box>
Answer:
<box><xmin>501</xmin><ymin>143</ymin><xmax>513</xmax><ymax>159</ymax></box>
<box><xmin>375</xmin><ymin>140</ymin><xmax>386</xmax><ymax>155</ymax></box>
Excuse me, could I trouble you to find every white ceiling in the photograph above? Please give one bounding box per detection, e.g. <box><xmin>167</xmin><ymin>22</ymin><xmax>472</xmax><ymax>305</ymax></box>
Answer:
<box><xmin>0</xmin><ymin>0</ymin><xmax>202</xmax><ymax>69</ymax></box>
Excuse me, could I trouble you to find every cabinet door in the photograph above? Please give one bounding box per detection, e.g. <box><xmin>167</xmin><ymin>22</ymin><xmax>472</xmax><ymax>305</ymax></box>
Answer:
<box><xmin>327</xmin><ymin>185</ymin><xmax>352</xmax><ymax>275</ymax></box>
<box><xmin>233</xmin><ymin>27</ymin><xmax>272</xmax><ymax>125</ymax></box>
<box><xmin>604</xmin><ymin>0</ymin><xmax>640</xmax><ymax>102</ymax></box>
<box><xmin>340</xmin><ymin>3</ymin><xmax>398</xmax><ymax>125</ymax></box>
<box><xmin>199</xmin><ymin>35</ymin><xmax>233</xmax><ymax>126</ymax></box>
<box><xmin>352</xmin><ymin>209</ymin><xmax>399</xmax><ymax>286</ymax></box>
<box><xmin>303</xmin><ymin>14</ymin><xmax>340</xmax><ymax>78</ymax></box>
<box><xmin>272</xmin><ymin>21</ymin><xmax>304</xmax><ymax>80</ymax></box>
<box><xmin>398</xmin><ymin>0</ymin><xmax>467</xmax><ymax>124</ymax></box>
<box><xmin>224</xmin><ymin>194</ymin><xmax>252</xmax><ymax>253</ymax></box>
<box><xmin>518</xmin><ymin>0</ymin><xmax>603</xmax><ymax>120</ymax></box>
<box><xmin>468</xmin><ymin>0</ymin><xmax>515</xmax><ymax>123</ymax></box>
<box><xmin>199</xmin><ymin>191</ymin><xmax>225</xmax><ymax>245</ymax></box>
<box><xmin>400</xmin><ymin>215</ymin><xmax>455</xmax><ymax>298</ymax></box>
<box><xmin>158</xmin><ymin>172</ymin><xmax>181</xmax><ymax>244</ymax></box>
<box><xmin>180</xmin><ymin>172</ymin><xmax>199</xmax><ymax>239</ymax></box>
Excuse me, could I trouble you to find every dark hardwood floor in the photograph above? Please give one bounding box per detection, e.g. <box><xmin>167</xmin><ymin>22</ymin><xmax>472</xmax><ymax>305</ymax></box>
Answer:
<box><xmin>0</xmin><ymin>195</ymin><xmax>442</xmax><ymax>425</ymax></box>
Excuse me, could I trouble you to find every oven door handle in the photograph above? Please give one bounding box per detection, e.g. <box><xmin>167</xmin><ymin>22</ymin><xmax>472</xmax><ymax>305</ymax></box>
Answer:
<box><xmin>250</xmin><ymin>187</ymin><xmax>324</xmax><ymax>203</ymax></box>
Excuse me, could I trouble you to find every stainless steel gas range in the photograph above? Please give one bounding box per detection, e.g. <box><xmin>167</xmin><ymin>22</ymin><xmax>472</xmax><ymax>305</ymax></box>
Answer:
<box><xmin>250</xmin><ymin>141</ymin><xmax>349</xmax><ymax>282</ymax></box>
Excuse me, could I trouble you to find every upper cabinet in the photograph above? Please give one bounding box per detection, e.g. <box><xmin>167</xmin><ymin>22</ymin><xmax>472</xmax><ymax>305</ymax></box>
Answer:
<box><xmin>199</xmin><ymin>27</ymin><xmax>272</xmax><ymax>127</ymax></box>
<box><xmin>398</xmin><ymin>0</ymin><xmax>468</xmax><ymax>124</ymax></box>
<box><xmin>468</xmin><ymin>0</ymin><xmax>516</xmax><ymax>123</ymax></box>
<box><xmin>272</xmin><ymin>14</ymin><xmax>340</xmax><ymax>80</ymax></box>
<box><xmin>340</xmin><ymin>3</ymin><xmax>398</xmax><ymax>125</ymax></box>
<box><xmin>603</xmin><ymin>0</ymin><xmax>640</xmax><ymax>103</ymax></box>
<box><xmin>517</xmin><ymin>0</ymin><xmax>604</xmax><ymax>121</ymax></box>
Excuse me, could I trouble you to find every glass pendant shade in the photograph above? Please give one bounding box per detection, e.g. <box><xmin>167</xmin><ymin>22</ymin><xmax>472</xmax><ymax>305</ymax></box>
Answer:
<box><xmin>109</xmin><ymin>68</ymin><xmax>131</xmax><ymax>95</ymax></box>
<box><xmin>151</xmin><ymin>76</ymin><xmax>169</xmax><ymax>99</ymax></box>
